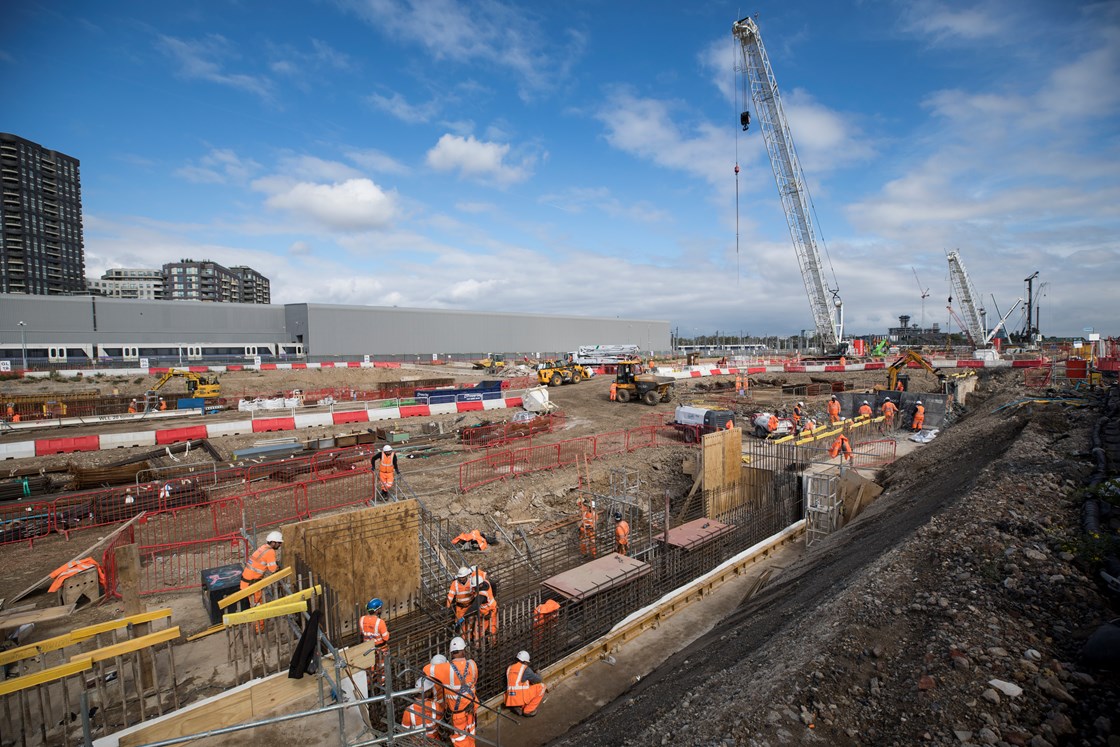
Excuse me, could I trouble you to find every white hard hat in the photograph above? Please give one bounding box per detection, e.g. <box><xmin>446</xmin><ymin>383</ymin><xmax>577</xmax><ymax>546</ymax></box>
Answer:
<box><xmin>590</xmin><ymin>500</ymin><xmax>596</xmax><ymax>509</ymax></box>
<box><xmin>863</xmin><ymin>400</ymin><xmax>869</xmax><ymax>404</ymax></box>
<box><xmin>266</xmin><ymin>531</ymin><xmax>283</xmax><ymax>544</ymax></box>
<box><xmin>416</xmin><ymin>676</ymin><xmax>433</xmax><ymax>692</ymax></box>
<box><xmin>470</xmin><ymin>565</ymin><xmax>479</xmax><ymax>575</ymax></box>
<box><xmin>383</xmin><ymin>444</ymin><xmax>392</xmax><ymax>452</ymax></box>
<box><xmin>457</xmin><ymin>566</ymin><xmax>470</xmax><ymax>578</ymax></box>
<box><xmin>884</xmin><ymin>398</ymin><xmax>891</xmax><ymax>402</ymax></box>
<box><xmin>430</xmin><ymin>654</ymin><xmax>448</xmax><ymax>665</ymax></box>
<box><xmin>798</xmin><ymin>402</ymin><xmax>804</xmax><ymax>407</ymax></box>
<box><xmin>516</xmin><ymin>650</ymin><xmax>531</xmax><ymax>663</ymax></box>
<box><xmin>916</xmin><ymin>400</ymin><xmax>923</xmax><ymax>405</ymax></box>
<box><xmin>449</xmin><ymin>636</ymin><xmax>467</xmax><ymax>653</ymax></box>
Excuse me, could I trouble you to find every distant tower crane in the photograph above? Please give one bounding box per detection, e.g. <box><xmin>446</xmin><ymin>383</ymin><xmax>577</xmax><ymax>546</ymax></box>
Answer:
<box><xmin>733</xmin><ymin>16</ymin><xmax>844</xmax><ymax>351</ymax></box>
<box><xmin>912</xmin><ymin>267</ymin><xmax>930</xmax><ymax>330</ymax></box>
<box><xmin>947</xmin><ymin>249</ymin><xmax>1021</xmax><ymax>348</ymax></box>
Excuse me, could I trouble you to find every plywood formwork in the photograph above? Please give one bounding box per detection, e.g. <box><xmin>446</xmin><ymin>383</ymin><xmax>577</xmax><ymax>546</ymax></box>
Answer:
<box><xmin>281</xmin><ymin>500</ymin><xmax>421</xmax><ymax>634</ymax></box>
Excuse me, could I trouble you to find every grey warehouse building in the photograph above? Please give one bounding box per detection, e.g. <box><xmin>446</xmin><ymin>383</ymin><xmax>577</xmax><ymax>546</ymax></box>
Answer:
<box><xmin>0</xmin><ymin>293</ymin><xmax>670</xmax><ymax>366</ymax></box>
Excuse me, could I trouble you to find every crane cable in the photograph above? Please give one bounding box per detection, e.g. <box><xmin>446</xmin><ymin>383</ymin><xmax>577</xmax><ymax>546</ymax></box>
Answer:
<box><xmin>733</xmin><ymin>34</ymin><xmax>742</xmax><ymax>285</ymax></box>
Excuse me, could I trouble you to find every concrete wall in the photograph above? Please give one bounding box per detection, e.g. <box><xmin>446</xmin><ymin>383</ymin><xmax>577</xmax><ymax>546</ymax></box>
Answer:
<box><xmin>835</xmin><ymin>391</ymin><xmax>949</xmax><ymax>429</ymax></box>
<box><xmin>0</xmin><ymin>294</ymin><xmax>671</xmax><ymax>357</ymax></box>
<box><xmin>297</xmin><ymin>303</ymin><xmax>670</xmax><ymax>358</ymax></box>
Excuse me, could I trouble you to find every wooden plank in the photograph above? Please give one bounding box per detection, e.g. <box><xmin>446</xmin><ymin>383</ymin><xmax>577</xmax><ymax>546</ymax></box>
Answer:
<box><xmin>216</xmin><ymin>567</ymin><xmax>293</xmax><ymax>610</ymax></box>
<box><xmin>117</xmin><ymin>671</ymin><xmax>320</xmax><ymax>747</ymax></box>
<box><xmin>8</xmin><ymin>513</ymin><xmax>144</xmax><ymax>605</ymax></box>
<box><xmin>222</xmin><ymin>601</ymin><xmax>307</xmax><ymax>626</ymax></box>
<box><xmin>0</xmin><ymin>603</ymin><xmax>77</xmax><ymax>631</ymax></box>
<box><xmin>0</xmin><ymin>632</ymin><xmax>75</xmax><ymax>666</ymax></box>
<box><xmin>723</xmin><ymin>428</ymin><xmax>742</xmax><ymax>487</ymax></box>
<box><xmin>185</xmin><ymin>624</ymin><xmax>225</xmax><ymax>642</ymax></box>
<box><xmin>0</xmin><ymin>658</ymin><xmax>92</xmax><ymax>697</ymax></box>
<box><xmin>254</xmin><ymin>585</ymin><xmax>320</xmax><ymax>609</ymax></box>
<box><xmin>282</xmin><ymin>501</ymin><xmax>420</xmax><ymax>633</ymax></box>
<box><xmin>71</xmin><ymin>627</ymin><xmax>180</xmax><ymax>664</ymax></box>
<box><xmin>70</xmin><ymin>608</ymin><xmax>172</xmax><ymax>642</ymax></box>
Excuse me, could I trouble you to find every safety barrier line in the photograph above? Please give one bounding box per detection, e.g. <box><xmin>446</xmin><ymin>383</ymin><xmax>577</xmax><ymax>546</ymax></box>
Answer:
<box><xmin>2</xmin><ymin>396</ymin><xmax>527</xmax><ymax>460</ymax></box>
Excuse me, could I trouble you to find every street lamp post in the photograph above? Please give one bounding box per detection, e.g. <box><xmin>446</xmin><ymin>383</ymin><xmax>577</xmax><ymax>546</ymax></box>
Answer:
<box><xmin>18</xmin><ymin>321</ymin><xmax>27</xmax><ymax>371</ymax></box>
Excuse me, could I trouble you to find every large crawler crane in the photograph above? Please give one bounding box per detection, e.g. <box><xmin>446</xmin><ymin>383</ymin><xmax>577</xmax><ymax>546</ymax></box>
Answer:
<box><xmin>733</xmin><ymin>16</ymin><xmax>844</xmax><ymax>351</ymax></box>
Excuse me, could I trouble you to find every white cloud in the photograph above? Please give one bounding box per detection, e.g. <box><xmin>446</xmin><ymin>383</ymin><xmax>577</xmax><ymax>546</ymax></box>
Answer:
<box><xmin>425</xmin><ymin>134</ymin><xmax>531</xmax><ymax>186</ymax></box>
<box><xmin>257</xmin><ymin>178</ymin><xmax>399</xmax><ymax>231</ymax></box>
<box><xmin>175</xmin><ymin>148</ymin><xmax>261</xmax><ymax>185</ymax></box>
<box><xmin>900</xmin><ymin>1</ymin><xmax>1009</xmax><ymax>43</ymax></box>
<box><xmin>367</xmin><ymin>90</ymin><xmax>439</xmax><ymax>123</ymax></box>
<box><xmin>539</xmin><ymin>187</ymin><xmax>671</xmax><ymax>224</ymax></box>
<box><xmin>346</xmin><ymin>148</ymin><xmax>411</xmax><ymax>176</ymax></box>
<box><xmin>289</xmin><ymin>241</ymin><xmax>313</xmax><ymax>256</ymax></box>
<box><xmin>156</xmin><ymin>35</ymin><xmax>273</xmax><ymax>100</ymax></box>
<box><xmin>275</xmin><ymin>154</ymin><xmax>365</xmax><ymax>182</ymax></box>
<box><xmin>338</xmin><ymin>0</ymin><xmax>585</xmax><ymax>97</ymax></box>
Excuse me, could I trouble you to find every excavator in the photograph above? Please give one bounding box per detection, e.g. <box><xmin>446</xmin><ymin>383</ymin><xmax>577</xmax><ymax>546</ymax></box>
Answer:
<box><xmin>149</xmin><ymin>369</ymin><xmax>222</xmax><ymax>399</ymax></box>
<box><xmin>883</xmin><ymin>350</ymin><xmax>943</xmax><ymax>391</ymax></box>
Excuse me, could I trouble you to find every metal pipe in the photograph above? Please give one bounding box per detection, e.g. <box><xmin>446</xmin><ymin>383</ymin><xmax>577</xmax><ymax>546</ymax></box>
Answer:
<box><xmin>127</xmin><ymin>686</ymin><xmax>423</xmax><ymax>747</ymax></box>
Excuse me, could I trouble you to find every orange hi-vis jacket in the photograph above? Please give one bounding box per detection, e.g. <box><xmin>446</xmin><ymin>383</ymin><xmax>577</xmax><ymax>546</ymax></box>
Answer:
<box><xmin>242</xmin><ymin>544</ymin><xmax>278</xmax><ymax>583</ymax></box>
<box><xmin>767</xmin><ymin>415</ymin><xmax>778</xmax><ymax>432</ymax></box>
<box><xmin>422</xmin><ymin>662</ymin><xmax>447</xmax><ymax>703</ymax></box>
<box><xmin>432</xmin><ymin>657</ymin><xmax>479</xmax><ymax>714</ymax></box>
<box><xmin>829</xmin><ymin>434</ymin><xmax>853</xmax><ymax>460</ymax></box>
<box><xmin>858</xmin><ymin>404</ymin><xmax>873</xmax><ymax>418</ymax></box>
<box><xmin>792</xmin><ymin>405</ymin><xmax>803</xmax><ymax>424</ymax></box>
<box><xmin>468</xmin><ymin>567</ymin><xmax>489</xmax><ymax>590</ymax></box>
<box><xmin>579</xmin><ymin>506</ymin><xmax>596</xmax><ymax>532</ymax></box>
<box><xmin>446</xmin><ymin>579</ymin><xmax>475</xmax><ymax>609</ymax></box>
<box><xmin>615</xmin><ymin>519</ymin><xmax>630</xmax><ymax>550</ymax></box>
<box><xmin>827</xmin><ymin>400</ymin><xmax>841</xmax><ymax>422</ymax></box>
<box><xmin>452</xmin><ymin>530</ymin><xmax>489</xmax><ymax>551</ymax></box>
<box><xmin>913</xmin><ymin>404</ymin><xmax>925</xmax><ymax>429</ymax></box>
<box><xmin>48</xmin><ymin>558</ymin><xmax>107</xmax><ymax>593</ymax></box>
<box><xmin>377</xmin><ymin>453</ymin><xmax>396</xmax><ymax>489</ymax></box>
<box><xmin>882</xmin><ymin>401</ymin><xmax>898</xmax><ymax>419</ymax></box>
<box><xmin>360</xmin><ymin>614</ymin><xmax>389</xmax><ymax>649</ymax></box>
<box><xmin>401</xmin><ymin>697</ymin><xmax>441</xmax><ymax>739</ymax></box>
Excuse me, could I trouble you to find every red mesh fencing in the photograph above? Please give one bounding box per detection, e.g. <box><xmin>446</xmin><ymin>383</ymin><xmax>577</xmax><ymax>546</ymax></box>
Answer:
<box><xmin>139</xmin><ymin>535</ymin><xmax>250</xmax><ymax>595</ymax></box>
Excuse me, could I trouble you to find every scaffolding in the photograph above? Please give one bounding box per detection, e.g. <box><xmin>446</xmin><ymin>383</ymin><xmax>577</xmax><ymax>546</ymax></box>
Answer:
<box><xmin>804</xmin><ymin>471</ymin><xmax>841</xmax><ymax>548</ymax></box>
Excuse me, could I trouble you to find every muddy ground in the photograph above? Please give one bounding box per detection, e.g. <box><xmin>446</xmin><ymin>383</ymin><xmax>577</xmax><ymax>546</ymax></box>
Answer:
<box><xmin>7</xmin><ymin>364</ymin><xmax>1115</xmax><ymax>747</ymax></box>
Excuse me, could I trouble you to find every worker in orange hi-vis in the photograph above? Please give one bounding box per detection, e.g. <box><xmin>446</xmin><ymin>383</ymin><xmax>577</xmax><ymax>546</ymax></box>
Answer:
<box><xmin>505</xmin><ymin>650</ymin><xmax>547</xmax><ymax>718</ymax></box>
<box><xmin>609</xmin><ymin>382</ymin><xmax>617</xmax><ymax>401</ymax></box>
<box><xmin>912</xmin><ymin>400</ymin><xmax>926</xmax><ymax>431</ymax></box>
<box><xmin>792</xmin><ymin>401</ymin><xmax>805</xmax><ymax>428</ymax></box>
<box><xmin>240</xmin><ymin>531</ymin><xmax>283</xmax><ymax>604</ymax></box>
<box><xmin>827</xmin><ymin>395</ymin><xmax>842</xmax><ymax>424</ymax></box>
<box><xmin>446</xmin><ymin>567</ymin><xmax>476</xmax><ymax>624</ymax></box>
<box><xmin>578</xmin><ymin>498</ymin><xmax>597</xmax><ymax>557</ymax></box>
<box><xmin>474</xmin><ymin>580</ymin><xmax>498</xmax><ymax>639</ymax></box>
<box><xmin>858</xmin><ymin>400</ymin><xmax>873</xmax><ymax>419</ymax></box>
<box><xmin>359</xmin><ymin>598</ymin><xmax>390</xmax><ymax>689</ymax></box>
<box><xmin>735</xmin><ymin>374</ymin><xmax>744</xmax><ymax>396</ymax></box>
<box><xmin>880</xmin><ymin>398</ymin><xmax>898</xmax><ymax>430</ymax></box>
<box><xmin>431</xmin><ymin>637</ymin><xmax>479</xmax><ymax>747</ymax></box>
<box><xmin>372</xmin><ymin>445</ymin><xmax>400</xmax><ymax>501</ymax></box>
<box><xmin>614</xmin><ymin>511</ymin><xmax>630</xmax><ymax>556</ymax></box>
<box><xmin>401</xmin><ymin>675</ymin><xmax>442</xmax><ymax>739</ymax></box>
<box><xmin>829</xmin><ymin>433</ymin><xmax>853</xmax><ymax>462</ymax></box>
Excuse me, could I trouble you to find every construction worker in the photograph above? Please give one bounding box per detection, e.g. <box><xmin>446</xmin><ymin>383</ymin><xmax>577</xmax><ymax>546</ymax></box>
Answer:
<box><xmin>829</xmin><ymin>433</ymin><xmax>853</xmax><ymax>462</ymax></box>
<box><xmin>432</xmin><ymin>637</ymin><xmax>478</xmax><ymax>747</ymax></box>
<box><xmin>240</xmin><ymin>531</ymin><xmax>283</xmax><ymax>606</ymax></box>
<box><xmin>474</xmin><ymin>580</ymin><xmax>498</xmax><ymax>639</ymax></box>
<box><xmin>467</xmin><ymin>565</ymin><xmax>489</xmax><ymax>591</ymax></box>
<box><xmin>792</xmin><ymin>402</ymin><xmax>804</xmax><ymax>428</ymax></box>
<box><xmin>446</xmin><ymin>567</ymin><xmax>476</xmax><ymax>625</ymax></box>
<box><xmin>532</xmin><ymin>599</ymin><xmax>560</xmax><ymax>651</ymax></box>
<box><xmin>614</xmin><ymin>511</ymin><xmax>630</xmax><ymax>556</ymax></box>
<box><xmin>800</xmin><ymin>419</ymin><xmax>816</xmax><ymax>437</ymax></box>
<box><xmin>401</xmin><ymin>676</ymin><xmax>442</xmax><ymax>739</ymax></box>
<box><xmin>858</xmin><ymin>400</ymin><xmax>873</xmax><ymax>418</ymax></box>
<box><xmin>128</xmin><ymin>399</ymin><xmax>138</xmax><ymax>414</ymax></box>
<box><xmin>895</xmin><ymin>379</ymin><xmax>905</xmax><ymax>392</ymax></box>
<box><xmin>423</xmin><ymin>654</ymin><xmax>448</xmax><ymax>707</ymax></box>
<box><xmin>578</xmin><ymin>498</ymin><xmax>597</xmax><ymax>557</ymax></box>
<box><xmin>735</xmin><ymin>374</ymin><xmax>744</xmax><ymax>396</ymax></box>
<box><xmin>767</xmin><ymin>414</ymin><xmax>779</xmax><ymax>434</ymax></box>
<box><xmin>372</xmin><ymin>445</ymin><xmax>400</xmax><ymax>501</ymax></box>
<box><xmin>159</xmin><ymin>397</ymin><xmax>167</xmax><ymax>411</ymax></box>
<box><xmin>827</xmin><ymin>395</ymin><xmax>842</xmax><ymax>424</ymax></box>
<box><xmin>912</xmin><ymin>400</ymin><xmax>925</xmax><ymax>431</ymax></box>
<box><xmin>360</xmin><ymin>598</ymin><xmax>390</xmax><ymax>689</ymax></box>
<box><xmin>881</xmin><ymin>398</ymin><xmax>898</xmax><ymax>430</ymax></box>
<box><xmin>505</xmin><ymin>650</ymin><xmax>547</xmax><ymax>717</ymax></box>
<box><xmin>608</xmin><ymin>382</ymin><xmax>617</xmax><ymax>401</ymax></box>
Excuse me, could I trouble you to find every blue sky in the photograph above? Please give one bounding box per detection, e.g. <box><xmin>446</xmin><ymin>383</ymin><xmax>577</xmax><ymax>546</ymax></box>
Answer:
<box><xmin>3</xmin><ymin>0</ymin><xmax>1117</xmax><ymax>339</ymax></box>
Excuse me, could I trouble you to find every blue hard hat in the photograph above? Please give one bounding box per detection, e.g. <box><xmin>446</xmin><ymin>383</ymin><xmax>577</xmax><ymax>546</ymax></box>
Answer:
<box><xmin>367</xmin><ymin>598</ymin><xmax>383</xmax><ymax>613</ymax></box>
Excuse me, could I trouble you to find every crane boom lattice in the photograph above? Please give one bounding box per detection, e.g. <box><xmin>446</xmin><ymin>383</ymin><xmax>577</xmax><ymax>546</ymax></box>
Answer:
<box><xmin>946</xmin><ymin>250</ymin><xmax>984</xmax><ymax>346</ymax></box>
<box><xmin>733</xmin><ymin>16</ymin><xmax>841</xmax><ymax>348</ymax></box>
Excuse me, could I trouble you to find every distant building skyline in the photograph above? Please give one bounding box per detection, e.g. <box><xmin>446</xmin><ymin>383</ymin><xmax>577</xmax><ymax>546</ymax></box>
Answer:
<box><xmin>88</xmin><ymin>259</ymin><xmax>271</xmax><ymax>304</ymax></box>
<box><xmin>0</xmin><ymin>133</ymin><xmax>85</xmax><ymax>295</ymax></box>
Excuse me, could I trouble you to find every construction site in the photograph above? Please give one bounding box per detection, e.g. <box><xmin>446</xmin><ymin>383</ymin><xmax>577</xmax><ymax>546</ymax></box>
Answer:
<box><xmin>1</xmin><ymin>14</ymin><xmax>1118</xmax><ymax>747</ymax></box>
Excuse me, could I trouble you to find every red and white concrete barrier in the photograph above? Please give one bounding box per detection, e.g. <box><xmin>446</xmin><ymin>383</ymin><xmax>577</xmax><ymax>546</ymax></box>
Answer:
<box><xmin>656</xmin><ymin>358</ymin><xmax>1046</xmax><ymax>379</ymax></box>
<box><xmin>0</xmin><ymin>395</ymin><xmax>526</xmax><ymax>460</ymax></box>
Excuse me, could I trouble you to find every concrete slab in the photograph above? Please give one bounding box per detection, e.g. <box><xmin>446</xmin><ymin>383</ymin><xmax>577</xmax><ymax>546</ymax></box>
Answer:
<box><xmin>655</xmin><ymin>517</ymin><xmax>734</xmax><ymax>551</ymax></box>
<box><xmin>541</xmin><ymin>553</ymin><xmax>651</xmax><ymax>601</ymax></box>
